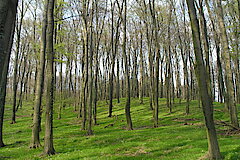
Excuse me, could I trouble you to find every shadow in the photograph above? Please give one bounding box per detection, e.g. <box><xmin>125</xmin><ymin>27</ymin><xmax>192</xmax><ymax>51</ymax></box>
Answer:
<box><xmin>0</xmin><ymin>156</ymin><xmax>12</xmax><ymax>159</ymax></box>
<box><xmin>5</xmin><ymin>140</ymin><xmax>26</xmax><ymax>148</ymax></box>
<box><xmin>222</xmin><ymin>146</ymin><xmax>240</xmax><ymax>160</ymax></box>
<box><xmin>150</xmin><ymin>141</ymin><xmax>189</xmax><ymax>157</ymax></box>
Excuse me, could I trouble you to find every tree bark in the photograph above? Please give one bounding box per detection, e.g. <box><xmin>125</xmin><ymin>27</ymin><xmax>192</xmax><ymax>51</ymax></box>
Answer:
<box><xmin>108</xmin><ymin>2</ymin><xmax>115</xmax><ymax>117</ymax></box>
<box><xmin>205</xmin><ymin>0</ymin><xmax>225</xmax><ymax>103</ymax></box>
<box><xmin>149</xmin><ymin>0</ymin><xmax>160</xmax><ymax>127</ymax></box>
<box><xmin>43</xmin><ymin>0</ymin><xmax>55</xmax><ymax>155</ymax></box>
<box><xmin>198</xmin><ymin>0</ymin><xmax>212</xmax><ymax>99</ymax></box>
<box><xmin>0</xmin><ymin>0</ymin><xmax>18</xmax><ymax>147</ymax></box>
<box><xmin>186</xmin><ymin>0</ymin><xmax>221</xmax><ymax>159</ymax></box>
<box><xmin>87</xmin><ymin>0</ymin><xmax>94</xmax><ymax>136</ymax></box>
<box><xmin>108</xmin><ymin>2</ymin><xmax>122</xmax><ymax>117</ymax></box>
<box><xmin>30</xmin><ymin>0</ymin><xmax>48</xmax><ymax>149</ymax></box>
<box><xmin>11</xmin><ymin>0</ymin><xmax>24</xmax><ymax>124</ymax></box>
<box><xmin>139</xmin><ymin>28</ymin><xmax>144</xmax><ymax>104</ymax></box>
<box><xmin>215</xmin><ymin>0</ymin><xmax>239</xmax><ymax>128</ymax></box>
<box><xmin>123</xmin><ymin>0</ymin><xmax>133</xmax><ymax>131</ymax></box>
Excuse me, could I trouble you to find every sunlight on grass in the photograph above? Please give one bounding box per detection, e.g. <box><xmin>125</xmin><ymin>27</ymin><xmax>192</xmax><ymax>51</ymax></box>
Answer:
<box><xmin>0</xmin><ymin>98</ymin><xmax>240</xmax><ymax>160</ymax></box>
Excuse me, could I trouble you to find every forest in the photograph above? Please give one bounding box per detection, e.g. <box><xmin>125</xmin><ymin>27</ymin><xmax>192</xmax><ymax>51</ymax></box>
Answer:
<box><xmin>0</xmin><ymin>0</ymin><xmax>239</xmax><ymax>159</ymax></box>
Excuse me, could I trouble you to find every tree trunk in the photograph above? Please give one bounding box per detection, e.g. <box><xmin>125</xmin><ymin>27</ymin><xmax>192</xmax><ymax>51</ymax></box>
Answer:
<box><xmin>108</xmin><ymin>2</ymin><xmax>115</xmax><ymax>117</ymax></box>
<box><xmin>199</xmin><ymin>0</ymin><xmax>212</xmax><ymax>100</ymax></box>
<box><xmin>43</xmin><ymin>0</ymin><xmax>55</xmax><ymax>155</ymax></box>
<box><xmin>30</xmin><ymin>0</ymin><xmax>48</xmax><ymax>148</ymax></box>
<box><xmin>123</xmin><ymin>0</ymin><xmax>133</xmax><ymax>131</ymax></box>
<box><xmin>149</xmin><ymin>0</ymin><xmax>160</xmax><ymax>127</ymax></box>
<box><xmin>81</xmin><ymin>0</ymin><xmax>89</xmax><ymax>131</ymax></box>
<box><xmin>139</xmin><ymin>29</ymin><xmax>144</xmax><ymax>104</ymax></box>
<box><xmin>216</xmin><ymin>0</ymin><xmax>239</xmax><ymax>128</ymax></box>
<box><xmin>87</xmin><ymin>1</ymin><xmax>94</xmax><ymax>136</ymax></box>
<box><xmin>17</xmin><ymin>52</ymin><xmax>27</xmax><ymax>111</ymax></box>
<box><xmin>11</xmin><ymin>1</ymin><xmax>24</xmax><ymax>124</ymax></box>
<box><xmin>93</xmin><ymin>54</ymin><xmax>99</xmax><ymax>124</ymax></box>
<box><xmin>116</xmin><ymin>59</ymin><xmax>120</xmax><ymax>103</ymax></box>
<box><xmin>186</xmin><ymin>0</ymin><xmax>221</xmax><ymax>159</ymax></box>
<box><xmin>205</xmin><ymin>0</ymin><xmax>225</xmax><ymax>103</ymax></box>
<box><xmin>0</xmin><ymin>0</ymin><xmax>18</xmax><ymax>147</ymax></box>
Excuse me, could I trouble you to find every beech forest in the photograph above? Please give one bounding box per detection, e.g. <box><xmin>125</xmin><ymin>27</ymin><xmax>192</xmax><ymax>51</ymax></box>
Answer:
<box><xmin>0</xmin><ymin>0</ymin><xmax>240</xmax><ymax>159</ymax></box>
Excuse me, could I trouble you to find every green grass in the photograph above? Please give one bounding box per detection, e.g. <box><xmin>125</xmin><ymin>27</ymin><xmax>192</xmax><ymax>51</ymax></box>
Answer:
<box><xmin>1</xmin><ymin>97</ymin><xmax>240</xmax><ymax>160</ymax></box>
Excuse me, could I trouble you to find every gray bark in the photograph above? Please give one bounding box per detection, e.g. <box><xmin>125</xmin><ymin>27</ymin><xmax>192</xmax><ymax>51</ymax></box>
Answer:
<box><xmin>0</xmin><ymin>0</ymin><xmax>18</xmax><ymax>147</ymax></box>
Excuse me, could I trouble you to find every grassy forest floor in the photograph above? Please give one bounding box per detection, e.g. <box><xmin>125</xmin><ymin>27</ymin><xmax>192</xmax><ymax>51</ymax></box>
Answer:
<box><xmin>1</xmin><ymin>97</ymin><xmax>240</xmax><ymax>160</ymax></box>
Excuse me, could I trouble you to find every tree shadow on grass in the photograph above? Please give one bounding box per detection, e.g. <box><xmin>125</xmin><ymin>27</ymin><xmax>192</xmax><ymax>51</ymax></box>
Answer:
<box><xmin>149</xmin><ymin>141</ymin><xmax>189</xmax><ymax>158</ymax></box>
<box><xmin>0</xmin><ymin>156</ymin><xmax>12</xmax><ymax>159</ymax></box>
<box><xmin>5</xmin><ymin>140</ymin><xmax>26</xmax><ymax>148</ymax></box>
<box><xmin>222</xmin><ymin>146</ymin><xmax>240</xmax><ymax>160</ymax></box>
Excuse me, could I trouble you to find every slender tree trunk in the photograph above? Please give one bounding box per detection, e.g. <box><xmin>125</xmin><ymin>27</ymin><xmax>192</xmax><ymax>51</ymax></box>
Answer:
<box><xmin>149</xmin><ymin>0</ymin><xmax>160</xmax><ymax>127</ymax></box>
<box><xmin>30</xmin><ymin>0</ymin><xmax>48</xmax><ymax>148</ymax></box>
<box><xmin>87</xmin><ymin>1</ymin><xmax>94</xmax><ymax>135</ymax></box>
<box><xmin>205</xmin><ymin>0</ymin><xmax>225</xmax><ymax>103</ymax></box>
<box><xmin>216</xmin><ymin>0</ymin><xmax>239</xmax><ymax>128</ymax></box>
<box><xmin>93</xmin><ymin>0</ymin><xmax>106</xmax><ymax>124</ymax></box>
<box><xmin>81</xmin><ymin>43</ymin><xmax>87</xmax><ymax>130</ymax></box>
<box><xmin>141</xmin><ymin>0</ymin><xmax>154</xmax><ymax>111</ymax></box>
<box><xmin>179</xmin><ymin>1</ymin><xmax>190</xmax><ymax>113</ymax></box>
<box><xmin>43</xmin><ymin>0</ymin><xmax>55</xmax><ymax>155</ymax></box>
<box><xmin>166</xmin><ymin>3</ymin><xmax>173</xmax><ymax>113</ymax></box>
<box><xmin>123</xmin><ymin>0</ymin><xmax>133</xmax><ymax>131</ymax></box>
<box><xmin>93</xmin><ymin>56</ymin><xmax>99</xmax><ymax>124</ymax></box>
<box><xmin>160</xmin><ymin>58</ymin><xmax>164</xmax><ymax>98</ymax></box>
<box><xmin>199</xmin><ymin>0</ymin><xmax>212</xmax><ymax>99</ymax></box>
<box><xmin>17</xmin><ymin>52</ymin><xmax>28</xmax><ymax>111</ymax></box>
<box><xmin>236</xmin><ymin>0</ymin><xmax>240</xmax><ymax>104</ymax></box>
<box><xmin>32</xmin><ymin>5</ymin><xmax>37</xmax><ymax>97</ymax></box>
<box><xmin>74</xmin><ymin>58</ymin><xmax>78</xmax><ymax>112</ymax></box>
<box><xmin>80</xmin><ymin>39</ymin><xmax>85</xmax><ymax>122</ymax></box>
<box><xmin>108</xmin><ymin>3</ymin><xmax>115</xmax><ymax>117</ymax></box>
<box><xmin>59</xmin><ymin>54</ymin><xmax>63</xmax><ymax>119</ymax></box>
<box><xmin>108</xmin><ymin>2</ymin><xmax>122</xmax><ymax>117</ymax></box>
<box><xmin>11</xmin><ymin>1</ymin><xmax>24</xmax><ymax>124</ymax></box>
<box><xmin>81</xmin><ymin>1</ymin><xmax>89</xmax><ymax>130</ymax></box>
<box><xmin>186</xmin><ymin>0</ymin><xmax>221</xmax><ymax>159</ymax></box>
<box><xmin>116</xmin><ymin>59</ymin><xmax>120</xmax><ymax>103</ymax></box>
<box><xmin>139</xmin><ymin>29</ymin><xmax>144</xmax><ymax>104</ymax></box>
